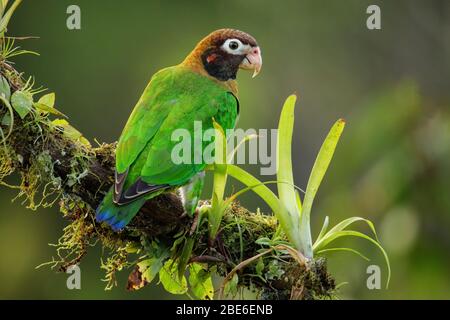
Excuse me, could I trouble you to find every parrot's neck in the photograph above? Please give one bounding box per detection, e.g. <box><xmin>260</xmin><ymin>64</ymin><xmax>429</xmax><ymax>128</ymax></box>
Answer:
<box><xmin>181</xmin><ymin>53</ymin><xmax>238</xmax><ymax>96</ymax></box>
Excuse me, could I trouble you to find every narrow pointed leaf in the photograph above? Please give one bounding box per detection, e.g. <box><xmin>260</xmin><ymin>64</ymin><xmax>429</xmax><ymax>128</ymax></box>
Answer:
<box><xmin>177</xmin><ymin>237</ymin><xmax>195</xmax><ymax>279</ymax></box>
<box><xmin>313</xmin><ymin>216</ymin><xmax>379</xmax><ymax>250</ymax></box>
<box><xmin>302</xmin><ymin>119</ymin><xmax>345</xmax><ymax>221</ymax></box>
<box><xmin>316</xmin><ymin>216</ymin><xmax>329</xmax><ymax>243</ymax></box>
<box><xmin>0</xmin><ymin>75</ymin><xmax>11</xmax><ymax>100</ymax></box>
<box><xmin>300</xmin><ymin>119</ymin><xmax>345</xmax><ymax>257</ymax></box>
<box><xmin>34</xmin><ymin>103</ymin><xmax>67</xmax><ymax>118</ymax></box>
<box><xmin>316</xmin><ymin>247</ymin><xmax>370</xmax><ymax>261</ymax></box>
<box><xmin>277</xmin><ymin>94</ymin><xmax>301</xmax><ymax>215</ymax></box>
<box><xmin>37</xmin><ymin>92</ymin><xmax>55</xmax><ymax>108</ymax></box>
<box><xmin>314</xmin><ymin>229</ymin><xmax>390</xmax><ymax>288</ymax></box>
<box><xmin>0</xmin><ymin>0</ymin><xmax>22</xmax><ymax>35</ymax></box>
<box><xmin>225</xmin><ymin>164</ymin><xmax>302</xmax><ymax>251</ymax></box>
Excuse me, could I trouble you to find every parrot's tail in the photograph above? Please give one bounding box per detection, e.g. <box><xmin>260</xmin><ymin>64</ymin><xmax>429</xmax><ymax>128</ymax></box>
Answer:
<box><xmin>95</xmin><ymin>188</ymin><xmax>146</xmax><ymax>231</ymax></box>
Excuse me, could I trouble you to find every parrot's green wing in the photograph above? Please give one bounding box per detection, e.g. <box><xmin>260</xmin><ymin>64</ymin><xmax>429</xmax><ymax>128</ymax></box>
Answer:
<box><xmin>116</xmin><ymin>65</ymin><xmax>238</xmax><ymax>196</ymax></box>
<box><xmin>97</xmin><ymin>66</ymin><xmax>238</xmax><ymax>230</ymax></box>
<box><xmin>115</xmin><ymin>67</ymin><xmax>175</xmax><ymax>174</ymax></box>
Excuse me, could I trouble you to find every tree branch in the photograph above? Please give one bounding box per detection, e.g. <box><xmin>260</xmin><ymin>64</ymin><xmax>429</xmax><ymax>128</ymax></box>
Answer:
<box><xmin>0</xmin><ymin>61</ymin><xmax>336</xmax><ymax>300</ymax></box>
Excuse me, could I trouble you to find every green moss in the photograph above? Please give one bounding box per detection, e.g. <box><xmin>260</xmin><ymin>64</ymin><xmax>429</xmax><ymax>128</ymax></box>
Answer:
<box><xmin>0</xmin><ymin>143</ymin><xmax>14</xmax><ymax>182</ymax></box>
<box><xmin>101</xmin><ymin>246</ymin><xmax>131</xmax><ymax>290</ymax></box>
<box><xmin>0</xmin><ymin>33</ymin><xmax>338</xmax><ymax>299</ymax></box>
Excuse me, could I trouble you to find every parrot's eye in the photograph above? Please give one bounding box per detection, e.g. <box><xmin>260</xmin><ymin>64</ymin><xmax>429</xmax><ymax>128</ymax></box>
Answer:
<box><xmin>222</xmin><ymin>38</ymin><xmax>247</xmax><ymax>55</ymax></box>
<box><xmin>229</xmin><ymin>41</ymin><xmax>239</xmax><ymax>50</ymax></box>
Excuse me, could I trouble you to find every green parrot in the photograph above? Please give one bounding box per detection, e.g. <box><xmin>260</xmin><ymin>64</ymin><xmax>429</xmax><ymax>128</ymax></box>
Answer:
<box><xmin>96</xmin><ymin>29</ymin><xmax>262</xmax><ymax>231</ymax></box>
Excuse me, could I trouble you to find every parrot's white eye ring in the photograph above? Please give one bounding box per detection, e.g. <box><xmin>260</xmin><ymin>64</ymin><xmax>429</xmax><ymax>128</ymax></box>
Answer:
<box><xmin>222</xmin><ymin>38</ymin><xmax>249</xmax><ymax>55</ymax></box>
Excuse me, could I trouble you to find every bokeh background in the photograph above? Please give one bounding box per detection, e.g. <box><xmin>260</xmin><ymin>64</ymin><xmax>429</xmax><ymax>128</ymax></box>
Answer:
<box><xmin>0</xmin><ymin>0</ymin><xmax>449</xmax><ymax>299</ymax></box>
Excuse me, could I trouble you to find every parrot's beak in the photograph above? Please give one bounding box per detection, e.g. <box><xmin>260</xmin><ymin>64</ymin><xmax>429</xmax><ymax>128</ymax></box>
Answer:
<box><xmin>240</xmin><ymin>46</ymin><xmax>262</xmax><ymax>78</ymax></box>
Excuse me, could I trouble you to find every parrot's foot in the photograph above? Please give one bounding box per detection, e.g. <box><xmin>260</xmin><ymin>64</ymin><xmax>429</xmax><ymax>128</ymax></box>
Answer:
<box><xmin>188</xmin><ymin>202</ymin><xmax>210</xmax><ymax>235</ymax></box>
<box><xmin>178</xmin><ymin>172</ymin><xmax>205</xmax><ymax>218</ymax></box>
<box><xmin>197</xmin><ymin>201</ymin><xmax>211</xmax><ymax>214</ymax></box>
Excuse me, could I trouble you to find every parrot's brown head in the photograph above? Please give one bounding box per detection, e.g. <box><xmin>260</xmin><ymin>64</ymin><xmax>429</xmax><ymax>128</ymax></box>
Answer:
<box><xmin>183</xmin><ymin>29</ymin><xmax>262</xmax><ymax>82</ymax></box>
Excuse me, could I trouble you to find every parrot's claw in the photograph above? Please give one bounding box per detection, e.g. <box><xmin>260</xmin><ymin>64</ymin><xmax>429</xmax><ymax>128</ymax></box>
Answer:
<box><xmin>189</xmin><ymin>203</ymin><xmax>211</xmax><ymax>235</ymax></box>
<box><xmin>197</xmin><ymin>202</ymin><xmax>211</xmax><ymax>214</ymax></box>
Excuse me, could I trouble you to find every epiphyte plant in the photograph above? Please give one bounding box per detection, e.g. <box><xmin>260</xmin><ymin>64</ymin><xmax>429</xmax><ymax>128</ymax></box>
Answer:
<box><xmin>0</xmin><ymin>0</ymin><xmax>390</xmax><ymax>298</ymax></box>
<box><xmin>206</xmin><ymin>94</ymin><xmax>390</xmax><ymax>289</ymax></box>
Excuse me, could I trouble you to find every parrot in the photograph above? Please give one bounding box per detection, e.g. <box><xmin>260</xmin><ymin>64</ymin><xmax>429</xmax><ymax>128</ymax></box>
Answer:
<box><xmin>95</xmin><ymin>29</ymin><xmax>262</xmax><ymax>231</ymax></box>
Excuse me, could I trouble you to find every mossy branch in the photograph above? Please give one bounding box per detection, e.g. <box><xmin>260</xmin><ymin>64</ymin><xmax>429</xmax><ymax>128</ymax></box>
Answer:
<box><xmin>0</xmin><ymin>56</ymin><xmax>336</xmax><ymax>300</ymax></box>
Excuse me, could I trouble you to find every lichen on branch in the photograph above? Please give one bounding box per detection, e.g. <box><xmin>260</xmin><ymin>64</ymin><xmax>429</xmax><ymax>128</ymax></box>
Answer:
<box><xmin>0</xmin><ymin>44</ymin><xmax>336</xmax><ymax>301</ymax></box>
<box><xmin>0</xmin><ymin>60</ymin><xmax>335</xmax><ymax>299</ymax></box>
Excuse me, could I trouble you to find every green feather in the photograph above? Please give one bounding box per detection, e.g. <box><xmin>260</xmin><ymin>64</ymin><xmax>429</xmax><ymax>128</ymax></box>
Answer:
<box><xmin>97</xmin><ymin>65</ymin><xmax>239</xmax><ymax>230</ymax></box>
<box><xmin>116</xmin><ymin>65</ymin><xmax>238</xmax><ymax>189</ymax></box>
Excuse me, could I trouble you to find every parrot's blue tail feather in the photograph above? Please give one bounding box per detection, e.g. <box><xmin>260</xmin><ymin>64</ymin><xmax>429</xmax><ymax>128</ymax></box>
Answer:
<box><xmin>96</xmin><ymin>188</ymin><xmax>146</xmax><ymax>231</ymax></box>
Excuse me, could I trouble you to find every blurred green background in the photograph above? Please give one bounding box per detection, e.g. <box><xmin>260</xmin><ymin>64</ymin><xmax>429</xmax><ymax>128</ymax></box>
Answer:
<box><xmin>0</xmin><ymin>0</ymin><xmax>449</xmax><ymax>299</ymax></box>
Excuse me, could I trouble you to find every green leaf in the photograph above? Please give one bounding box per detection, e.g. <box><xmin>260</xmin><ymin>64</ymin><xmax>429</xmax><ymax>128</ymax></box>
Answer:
<box><xmin>10</xmin><ymin>90</ymin><xmax>32</xmax><ymax>119</ymax></box>
<box><xmin>208</xmin><ymin>121</ymin><xmax>229</xmax><ymax>239</ymax></box>
<box><xmin>35</xmin><ymin>92</ymin><xmax>68</xmax><ymax>118</ymax></box>
<box><xmin>177</xmin><ymin>237</ymin><xmax>195</xmax><ymax>279</ymax></box>
<box><xmin>224</xmin><ymin>273</ymin><xmax>238</xmax><ymax>297</ymax></box>
<box><xmin>138</xmin><ymin>248</ymin><xmax>170</xmax><ymax>285</ymax></box>
<box><xmin>0</xmin><ymin>1</ymin><xmax>7</xmax><ymax>18</ymax></box>
<box><xmin>52</xmin><ymin>119</ymin><xmax>82</xmax><ymax>140</ymax></box>
<box><xmin>295</xmin><ymin>190</ymin><xmax>303</xmax><ymax>216</ymax></box>
<box><xmin>276</xmin><ymin>94</ymin><xmax>307</xmax><ymax>255</ymax></box>
<box><xmin>159</xmin><ymin>259</ymin><xmax>188</xmax><ymax>295</ymax></box>
<box><xmin>188</xmin><ymin>263</ymin><xmax>214</xmax><ymax>300</ymax></box>
<box><xmin>137</xmin><ymin>259</ymin><xmax>162</xmax><ymax>284</ymax></box>
<box><xmin>213</xmin><ymin>120</ymin><xmax>227</xmax><ymax>166</ymax></box>
<box><xmin>302</xmin><ymin>119</ymin><xmax>345</xmax><ymax>216</ymax></box>
<box><xmin>0</xmin><ymin>75</ymin><xmax>11</xmax><ymax>100</ymax></box>
<box><xmin>1</xmin><ymin>112</ymin><xmax>11</xmax><ymax>126</ymax></box>
<box><xmin>334</xmin><ymin>217</ymin><xmax>379</xmax><ymax>242</ymax></box>
<box><xmin>227</xmin><ymin>133</ymin><xmax>258</xmax><ymax>163</ymax></box>
<box><xmin>37</xmin><ymin>92</ymin><xmax>55</xmax><ymax>107</ymax></box>
<box><xmin>0</xmin><ymin>0</ymin><xmax>21</xmax><ymax>35</ymax></box>
<box><xmin>255</xmin><ymin>258</ymin><xmax>265</xmax><ymax>276</ymax></box>
<box><xmin>316</xmin><ymin>247</ymin><xmax>370</xmax><ymax>261</ymax></box>
<box><xmin>277</xmin><ymin>94</ymin><xmax>301</xmax><ymax>213</ymax></box>
<box><xmin>255</xmin><ymin>237</ymin><xmax>272</xmax><ymax>246</ymax></box>
<box><xmin>224</xmin><ymin>164</ymin><xmax>302</xmax><ymax>251</ymax></box>
<box><xmin>225</xmin><ymin>165</ymin><xmax>280</xmax><ymax>224</ymax></box>
<box><xmin>315</xmin><ymin>230</ymin><xmax>391</xmax><ymax>289</ymax></box>
<box><xmin>34</xmin><ymin>103</ymin><xmax>67</xmax><ymax>118</ymax></box>
<box><xmin>316</xmin><ymin>216</ymin><xmax>329</xmax><ymax>243</ymax></box>
<box><xmin>313</xmin><ymin>216</ymin><xmax>379</xmax><ymax>250</ymax></box>
<box><xmin>300</xmin><ymin>119</ymin><xmax>345</xmax><ymax>258</ymax></box>
<box><xmin>223</xmin><ymin>180</ymin><xmax>283</xmax><ymax>209</ymax></box>
<box><xmin>0</xmin><ymin>95</ymin><xmax>14</xmax><ymax>149</ymax></box>
<box><xmin>266</xmin><ymin>259</ymin><xmax>285</xmax><ymax>280</ymax></box>
<box><xmin>78</xmin><ymin>136</ymin><xmax>91</xmax><ymax>147</ymax></box>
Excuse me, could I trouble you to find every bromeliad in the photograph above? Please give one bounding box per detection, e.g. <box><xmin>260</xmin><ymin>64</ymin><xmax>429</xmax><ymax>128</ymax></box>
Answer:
<box><xmin>96</xmin><ymin>29</ymin><xmax>262</xmax><ymax>231</ymax></box>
